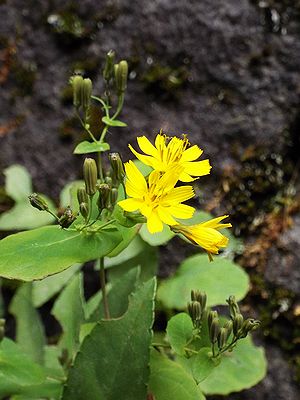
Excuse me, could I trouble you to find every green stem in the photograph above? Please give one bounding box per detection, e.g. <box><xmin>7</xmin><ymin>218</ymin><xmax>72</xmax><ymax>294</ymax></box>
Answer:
<box><xmin>218</xmin><ymin>338</ymin><xmax>238</xmax><ymax>355</ymax></box>
<box><xmin>47</xmin><ymin>209</ymin><xmax>60</xmax><ymax>222</ymax></box>
<box><xmin>87</xmin><ymin>195</ymin><xmax>93</xmax><ymax>223</ymax></box>
<box><xmin>112</xmin><ymin>92</ymin><xmax>124</xmax><ymax>120</ymax></box>
<box><xmin>100</xmin><ymin>258</ymin><xmax>110</xmax><ymax>319</ymax></box>
<box><xmin>76</xmin><ymin>110</ymin><xmax>98</xmax><ymax>143</ymax></box>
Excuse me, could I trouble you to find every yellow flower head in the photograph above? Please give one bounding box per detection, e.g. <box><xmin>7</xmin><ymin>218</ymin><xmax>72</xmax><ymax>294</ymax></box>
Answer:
<box><xmin>118</xmin><ymin>161</ymin><xmax>195</xmax><ymax>233</ymax></box>
<box><xmin>128</xmin><ymin>132</ymin><xmax>212</xmax><ymax>182</ymax></box>
<box><xmin>173</xmin><ymin>215</ymin><xmax>232</xmax><ymax>259</ymax></box>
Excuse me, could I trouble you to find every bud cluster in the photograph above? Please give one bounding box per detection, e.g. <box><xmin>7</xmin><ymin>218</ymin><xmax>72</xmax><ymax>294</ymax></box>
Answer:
<box><xmin>71</xmin><ymin>75</ymin><xmax>93</xmax><ymax>112</ymax></box>
<box><xmin>187</xmin><ymin>290</ymin><xmax>207</xmax><ymax>329</ymax></box>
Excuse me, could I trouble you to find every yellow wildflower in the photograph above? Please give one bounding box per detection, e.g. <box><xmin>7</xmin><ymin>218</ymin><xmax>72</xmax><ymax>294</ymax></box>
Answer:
<box><xmin>118</xmin><ymin>161</ymin><xmax>195</xmax><ymax>233</ymax></box>
<box><xmin>128</xmin><ymin>132</ymin><xmax>212</xmax><ymax>182</ymax></box>
<box><xmin>172</xmin><ymin>215</ymin><xmax>232</xmax><ymax>259</ymax></box>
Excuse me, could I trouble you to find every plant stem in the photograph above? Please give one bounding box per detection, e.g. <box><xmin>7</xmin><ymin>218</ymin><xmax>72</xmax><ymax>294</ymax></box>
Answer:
<box><xmin>99</xmin><ymin>257</ymin><xmax>110</xmax><ymax>319</ymax></box>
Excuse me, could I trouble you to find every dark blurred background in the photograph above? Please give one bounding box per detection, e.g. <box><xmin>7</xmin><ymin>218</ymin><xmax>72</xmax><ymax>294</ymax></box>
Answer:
<box><xmin>0</xmin><ymin>0</ymin><xmax>300</xmax><ymax>399</ymax></box>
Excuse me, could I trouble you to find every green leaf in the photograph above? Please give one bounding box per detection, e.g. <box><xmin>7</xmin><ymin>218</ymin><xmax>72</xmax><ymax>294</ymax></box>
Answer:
<box><xmin>199</xmin><ymin>336</ymin><xmax>267</xmax><ymax>395</ymax></box>
<box><xmin>88</xmin><ymin>267</ymin><xmax>139</xmax><ymax>322</ymax></box>
<box><xmin>0</xmin><ymin>165</ymin><xmax>56</xmax><ymax>230</ymax></box>
<box><xmin>189</xmin><ymin>348</ymin><xmax>216</xmax><ymax>383</ymax></box>
<box><xmin>51</xmin><ymin>273</ymin><xmax>85</xmax><ymax>357</ymax></box>
<box><xmin>44</xmin><ymin>345</ymin><xmax>65</xmax><ymax>381</ymax></box>
<box><xmin>0</xmin><ymin>225</ymin><xmax>122</xmax><ymax>281</ymax></box>
<box><xmin>106</xmin><ymin>223</ymin><xmax>138</xmax><ymax>257</ymax></box>
<box><xmin>107</xmin><ymin>235</ymin><xmax>158</xmax><ymax>283</ymax></box>
<box><xmin>62</xmin><ymin>278</ymin><xmax>157</xmax><ymax>400</ymax></box>
<box><xmin>157</xmin><ymin>254</ymin><xmax>249</xmax><ymax>309</ymax></box>
<box><xmin>102</xmin><ymin>116</ymin><xmax>127</xmax><ymax>127</ymax></box>
<box><xmin>10</xmin><ymin>283</ymin><xmax>46</xmax><ymax>364</ymax></box>
<box><xmin>166</xmin><ymin>313</ymin><xmax>194</xmax><ymax>356</ymax></box>
<box><xmin>0</xmin><ymin>338</ymin><xmax>62</xmax><ymax>399</ymax></box>
<box><xmin>73</xmin><ymin>141</ymin><xmax>110</xmax><ymax>154</ymax></box>
<box><xmin>32</xmin><ymin>264</ymin><xmax>82</xmax><ymax>307</ymax></box>
<box><xmin>149</xmin><ymin>350</ymin><xmax>205</xmax><ymax>400</ymax></box>
<box><xmin>139</xmin><ymin>223</ymin><xmax>175</xmax><ymax>246</ymax></box>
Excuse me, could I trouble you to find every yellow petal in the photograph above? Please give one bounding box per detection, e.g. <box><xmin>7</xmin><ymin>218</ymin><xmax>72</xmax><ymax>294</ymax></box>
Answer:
<box><xmin>168</xmin><ymin>204</ymin><xmax>195</xmax><ymax>219</ymax></box>
<box><xmin>128</xmin><ymin>144</ymin><xmax>155</xmax><ymax>168</ymax></box>
<box><xmin>184</xmin><ymin>160</ymin><xmax>212</xmax><ymax>177</ymax></box>
<box><xmin>124</xmin><ymin>161</ymin><xmax>148</xmax><ymax>196</ymax></box>
<box><xmin>137</xmin><ymin>136</ymin><xmax>158</xmax><ymax>157</ymax></box>
<box><xmin>147</xmin><ymin>211</ymin><xmax>164</xmax><ymax>233</ymax></box>
<box><xmin>118</xmin><ymin>198</ymin><xmax>142</xmax><ymax>212</ymax></box>
<box><xmin>155</xmin><ymin>133</ymin><xmax>167</xmax><ymax>153</ymax></box>
<box><xmin>162</xmin><ymin>186</ymin><xmax>194</xmax><ymax>204</ymax></box>
<box><xmin>178</xmin><ymin>171</ymin><xmax>196</xmax><ymax>182</ymax></box>
<box><xmin>181</xmin><ymin>145</ymin><xmax>203</xmax><ymax>161</ymax></box>
<box><xmin>200</xmin><ymin>215</ymin><xmax>232</xmax><ymax>229</ymax></box>
<box><xmin>157</xmin><ymin>206</ymin><xmax>178</xmax><ymax>225</ymax></box>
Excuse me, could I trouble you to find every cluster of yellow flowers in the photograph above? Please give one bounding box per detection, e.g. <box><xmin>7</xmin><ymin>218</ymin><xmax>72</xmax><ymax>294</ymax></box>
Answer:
<box><xmin>118</xmin><ymin>132</ymin><xmax>231</xmax><ymax>258</ymax></box>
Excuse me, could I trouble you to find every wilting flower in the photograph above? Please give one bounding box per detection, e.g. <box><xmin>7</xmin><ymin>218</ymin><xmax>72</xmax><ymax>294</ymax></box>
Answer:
<box><xmin>118</xmin><ymin>161</ymin><xmax>195</xmax><ymax>233</ymax></box>
<box><xmin>128</xmin><ymin>132</ymin><xmax>211</xmax><ymax>182</ymax></box>
<box><xmin>172</xmin><ymin>215</ymin><xmax>232</xmax><ymax>259</ymax></box>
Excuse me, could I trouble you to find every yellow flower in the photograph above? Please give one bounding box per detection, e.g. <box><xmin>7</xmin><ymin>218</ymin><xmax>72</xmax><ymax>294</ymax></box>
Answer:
<box><xmin>118</xmin><ymin>161</ymin><xmax>195</xmax><ymax>233</ymax></box>
<box><xmin>128</xmin><ymin>132</ymin><xmax>212</xmax><ymax>182</ymax></box>
<box><xmin>172</xmin><ymin>215</ymin><xmax>232</xmax><ymax>259</ymax></box>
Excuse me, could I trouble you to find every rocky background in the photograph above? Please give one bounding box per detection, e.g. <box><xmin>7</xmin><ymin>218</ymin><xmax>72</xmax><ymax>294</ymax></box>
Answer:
<box><xmin>0</xmin><ymin>0</ymin><xmax>300</xmax><ymax>399</ymax></box>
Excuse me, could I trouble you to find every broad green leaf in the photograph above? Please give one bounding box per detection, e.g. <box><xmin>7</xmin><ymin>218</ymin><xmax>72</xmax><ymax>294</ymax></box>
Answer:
<box><xmin>52</xmin><ymin>273</ymin><xmax>85</xmax><ymax>357</ymax></box>
<box><xmin>140</xmin><ymin>223</ymin><xmax>174</xmax><ymax>246</ymax></box>
<box><xmin>32</xmin><ymin>264</ymin><xmax>81</xmax><ymax>307</ymax></box>
<box><xmin>157</xmin><ymin>254</ymin><xmax>249</xmax><ymax>309</ymax></box>
<box><xmin>44</xmin><ymin>345</ymin><xmax>65</xmax><ymax>381</ymax></box>
<box><xmin>73</xmin><ymin>141</ymin><xmax>110</xmax><ymax>154</ymax></box>
<box><xmin>190</xmin><ymin>348</ymin><xmax>216</xmax><ymax>383</ymax></box>
<box><xmin>107</xmin><ymin>236</ymin><xmax>158</xmax><ymax>283</ymax></box>
<box><xmin>0</xmin><ymin>165</ymin><xmax>55</xmax><ymax>230</ymax></box>
<box><xmin>166</xmin><ymin>313</ymin><xmax>194</xmax><ymax>356</ymax></box>
<box><xmin>106</xmin><ymin>223</ymin><xmax>139</xmax><ymax>257</ymax></box>
<box><xmin>62</xmin><ymin>278</ymin><xmax>157</xmax><ymax>400</ymax></box>
<box><xmin>0</xmin><ymin>225</ymin><xmax>122</xmax><ymax>281</ymax></box>
<box><xmin>133</xmin><ymin>160</ymin><xmax>153</xmax><ymax>176</ymax></box>
<box><xmin>10</xmin><ymin>283</ymin><xmax>46</xmax><ymax>364</ymax></box>
<box><xmin>0</xmin><ymin>338</ymin><xmax>62</xmax><ymax>398</ymax></box>
<box><xmin>199</xmin><ymin>336</ymin><xmax>267</xmax><ymax>395</ymax></box>
<box><xmin>149</xmin><ymin>350</ymin><xmax>205</xmax><ymax>400</ymax></box>
<box><xmin>88</xmin><ymin>267</ymin><xmax>139</xmax><ymax>322</ymax></box>
<box><xmin>102</xmin><ymin>116</ymin><xmax>127</xmax><ymax>127</ymax></box>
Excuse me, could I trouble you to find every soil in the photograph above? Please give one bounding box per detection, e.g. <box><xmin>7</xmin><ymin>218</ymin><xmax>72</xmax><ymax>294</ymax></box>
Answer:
<box><xmin>1</xmin><ymin>0</ymin><xmax>300</xmax><ymax>398</ymax></box>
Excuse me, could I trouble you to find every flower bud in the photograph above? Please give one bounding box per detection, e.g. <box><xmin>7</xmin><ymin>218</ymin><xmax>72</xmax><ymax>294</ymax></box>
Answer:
<box><xmin>28</xmin><ymin>193</ymin><xmax>49</xmax><ymax>211</ymax></box>
<box><xmin>77</xmin><ymin>187</ymin><xmax>89</xmax><ymax>206</ymax></box>
<box><xmin>0</xmin><ymin>319</ymin><xmax>5</xmax><ymax>342</ymax></box>
<box><xmin>239</xmin><ymin>318</ymin><xmax>260</xmax><ymax>338</ymax></box>
<box><xmin>233</xmin><ymin>313</ymin><xmax>244</xmax><ymax>336</ymax></box>
<box><xmin>223</xmin><ymin>320</ymin><xmax>233</xmax><ymax>340</ymax></box>
<box><xmin>79</xmin><ymin>202</ymin><xmax>89</xmax><ymax>220</ymax></box>
<box><xmin>227</xmin><ymin>295</ymin><xmax>240</xmax><ymax>319</ymax></box>
<box><xmin>97</xmin><ymin>183</ymin><xmax>111</xmax><ymax>211</ymax></box>
<box><xmin>110</xmin><ymin>187</ymin><xmax>119</xmax><ymax>209</ymax></box>
<box><xmin>217</xmin><ymin>327</ymin><xmax>228</xmax><ymax>349</ymax></box>
<box><xmin>103</xmin><ymin>50</ymin><xmax>115</xmax><ymax>82</ymax></box>
<box><xmin>114</xmin><ymin>60</ymin><xmax>128</xmax><ymax>93</ymax></box>
<box><xmin>58</xmin><ymin>206</ymin><xmax>76</xmax><ymax>228</ymax></box>
<box><xmin>72</xmin><ymin>75</ymin><xmax>83</xmax><ymax>108</ymax></box>
<box><xmin>109</xmin><ymin>152</ymin><xmax>125</xmax><ymax>186</ymax></box>
<box><xmin>187</xmin><ymin>301</ymin><xmax>202</xmax><ymax>326</ymax></box>
<box><xmin>209</xmin><ymin>318</ymin><xmax>220</xmax><ymax>344</ymax></box>
<box><xmin>208</xmin><ymin>310</ymin><xmax>218</xmax><ymax>330</ymax></box>
<box><xmin>83</xmin><ymin>158</ymin><xmax>98</xmax><ymax>196</ymax></box>
<box><xmin>81</xmin><ymin>78</ymin><xmax>92</xmax><ymax>111</ymax></box>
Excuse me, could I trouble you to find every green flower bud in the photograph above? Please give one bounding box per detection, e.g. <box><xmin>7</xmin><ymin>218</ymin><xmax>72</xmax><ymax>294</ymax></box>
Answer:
<box><xmin>97</xmin><ymin>183</ymin><xmax>111</xmax><ymax>211</ymax></box>
<box><xmin>239</xmin><ymin>318</ymin><xmax>260</xmax><ymax>338</ymax></box>
<box><xmin>0</xmin><ymin>318</ymin><xmax>5</xmax><ymax>342</ymax></box>
<box><xmin>105</xmin><ymin>175</ymin><xmax>113</xmax><ymax>186</ymax></box>
<box><xmin>103</xmin><ymin>50</ymin><xmax>115</xmax><ymax>82</ymax></box>
<box><xmin>114</xmin><ymin>60</ymin><xmax>128</xmax><ymax>93</ymax></box>
<box><xmin>83</xmin><ymin>158</ymin><xmax>98</xmax><ymax>196</ymax></box>
<box><xmin>77</xmin><ymin>187</ymin><xmax>89</xmax><ymax>206</ymax></box>
<box><xmin>109</xmin><ymin>152</ymin><xmax>125</xmax><ymax>186</ymax></box>
<box><xmin>72</xmin><ymin>75</ymin><xmax>83</xmax><ymax>108</ymax></box>
<box><xmin>58</xmin><ymin>206</ymin><xmax>77</xmax><ymax>228</ymax></box>
<box><xmin>208</xmin><ymin>310</ymin><xmax>218</xmax><ymax>330</ymax></box>
<box><xmin>187</xmin><ymin>301</ymin><xmax>202</xmax><ymax>326</ymax></box>
<box><xmin>223</xmin><ymin>320</ymin><xmax>233</xmax><ymax>340</ymax></box>
<box><xmin>79</xmin><ymin>202</ymin><xmax>89</xmax><ymax>220</ymax></box>
<box><xmin>217</xmin><ymin>327</ymin><xmax>228</xmax><ymax>349</ymax></box>
<box><xmin>28</xmin><ymin>193</ymin><xmax>49</xmax><ymax>211</ymax></box>
<box><xmin>233</xmin><ymin>313</ymin><xmax>244</xmax><ymax>336</ymax></box>
<box><xmin>81</xmin><ymin>78</ymin><xmax>92</xmax><ymax>111</ymax></box>
<box><xmin>227</xmin><ymin>295</ymin><xmax>240</xmax><ymax>319</ymax></box>
<box><xmin>110</xmin><ymin>187</ymin><xmax>119</xmax><ymax>209</ymax></box>
<box><xmin>209</xmin><ymin>318</ymin><xmax>220</xmax><ymax>344</ymax></box>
